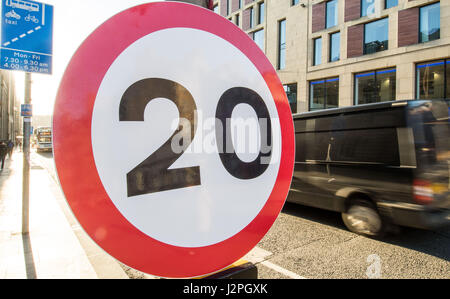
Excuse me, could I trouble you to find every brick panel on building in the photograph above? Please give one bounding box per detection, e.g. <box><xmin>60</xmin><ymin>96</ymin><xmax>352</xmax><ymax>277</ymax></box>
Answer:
<box><xmin>242</xmin><ymin>7</ymin><xmax>251</xmax><ymax>31</ymax></box>
<box><xmin>220</xmin><ymin>0</ymin><xmax>228</xmax><ymax>16</ymax></box>
<box><xmin>231</xmin><ymin>0</ymin><xmax>239</xmax><ymax>13</ymax></box>
<box><xmin>312</xmin><ymin>2</ymin><xmax>326</xmax><ymax>33</ymax></box>
<box><xmin>345</xmin><ymin>0</ymin><xmax>361</xmax><ymax>22</ymax></box>
<box><xmin>347</xmin><ymin>24</ymin><xmax>364</xmax><ymax>58</ymax></box>
<box><xmin>398</xmin><ymin>7</ymin><xmax>419</xmax><ymax>47</ymax></box>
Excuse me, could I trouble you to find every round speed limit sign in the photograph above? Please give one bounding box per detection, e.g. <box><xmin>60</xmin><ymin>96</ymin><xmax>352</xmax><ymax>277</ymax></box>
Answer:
<box><xmin>53</xmin><ymin>2</ymin><xmax>294</xmax><ymax>278</ymax></box>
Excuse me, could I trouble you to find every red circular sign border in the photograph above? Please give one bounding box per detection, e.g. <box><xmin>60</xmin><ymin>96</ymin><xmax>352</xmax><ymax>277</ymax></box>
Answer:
<box><xmin>53</xmin><ymin>2</ymin><xmax>295</xmax><ymax>278</ymax></box>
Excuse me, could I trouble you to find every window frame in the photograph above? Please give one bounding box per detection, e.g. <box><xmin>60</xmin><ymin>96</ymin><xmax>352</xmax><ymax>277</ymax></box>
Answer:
<box><xmin>326</xmin><ymin>0</ymin><xmax>338</xmax><ymax>29</ymax></box>
<box><xmin>313</xmin><ymin>37</ymin><xmax>322</xmax><ymax>66</ymax></box>
<box><xmin>249</xmin><ymin>7</ymin><xmax>254</xmax><ymax>28</ymax></box>
<box><xmin>363</xmin><ymin>17</ymin><xmax>389</xmax><ymax>55</ymax></box>
<box><xmin>385</xmin><ymin>0</ymin><xmax>398</xmax><ymax>10</ymax></box>
<box><xmin>415</xmin><ymin>59</ymin><xmax>449</xmax><ymax>99</ymax></box>
<box><xmin>361</xmin><ymin>0</ymin><xmax>373</xmax><ymax>17</ymax></box>
<box><xmin>284</xmin><ymin>83</ymin><xmax>298</xmax><ymax>114</ymax></box>
<box><xmin>354</xmin><ymin>68</ymin><xmax>397</xmax><ymax>105</ymax></box>
<box><xmin>252</xmin><ymin>28</ymin><xmax>265</xmax><ymax>51</ymax></box>
<box><xmin>419</xmin><ymin>2</ymin><xmax>440</xmax><ymax>43</ymax></box>
<box><xmin>309</xmin><ymin>77</ymin><xmax>340</xmax><ymax>111</ymax></box>
<box><xmin>329</xmin><ymin>31</ymin><xmax>340</xmax><ymax>62</ymax></box>
<box><xmin>277</xmin><ymin>19</ymin><xmax>287</xmax><ymax>70</ymax></box>
<box><xmin>258</xmin><ymin>2</ymin><xmax>265</xmax><ymax>25</ymax></box>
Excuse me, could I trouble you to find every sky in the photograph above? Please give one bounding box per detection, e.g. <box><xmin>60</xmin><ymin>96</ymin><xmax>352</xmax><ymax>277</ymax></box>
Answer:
<box><xmin>14</xmin><ymin>0</ymin><xmax>158</xmax><ymax>116</ymax></box>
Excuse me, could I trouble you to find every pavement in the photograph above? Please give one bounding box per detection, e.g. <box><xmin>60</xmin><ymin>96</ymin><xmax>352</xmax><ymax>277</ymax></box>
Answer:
<box><xmin>0</xmin><ymin>151</ymin><xmax>129</xmax><ymax>279</ymax></box>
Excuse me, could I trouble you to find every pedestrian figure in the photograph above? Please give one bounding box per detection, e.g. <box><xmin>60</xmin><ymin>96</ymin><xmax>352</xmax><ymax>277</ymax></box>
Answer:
<box><xmin>0</xmin><ymin>141</ymin><xmax>8</xmax><ymax>170</ymax></box>
<box><xmin>17</xmin><ymin>138</ymin><xmax>22</xmax><ymax>152</ymax></box>
<box><xmin>7</xmin><ymin>140</ymin><xmax>13</xmax><ymax>158</ymax></box>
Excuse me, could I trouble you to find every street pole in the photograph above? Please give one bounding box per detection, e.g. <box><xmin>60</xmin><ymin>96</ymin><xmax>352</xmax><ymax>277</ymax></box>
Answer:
<box><xmin>22</xmin><ymin>72</ymin><xmax>31</xmax><ymax>234</ymax></box>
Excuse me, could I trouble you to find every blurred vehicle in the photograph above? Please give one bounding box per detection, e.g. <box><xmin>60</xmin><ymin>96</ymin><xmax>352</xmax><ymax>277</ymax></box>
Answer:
<box><xmin>288</xmin><ymin>99</ymin><xmax>450</xmax><ymax>237</ymax></box>
<box><xmin>34</xmin><ymin>126</ymin><xmax>52</xmax><ymax>152</ymax></box>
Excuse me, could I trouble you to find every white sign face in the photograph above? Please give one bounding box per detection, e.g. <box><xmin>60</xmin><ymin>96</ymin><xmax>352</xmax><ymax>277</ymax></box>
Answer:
<box><xmin>53</xmin><ymin>2</ymin><xmax>294</xmax><ymax>278</ymax></box>
<box><xmin>91</xmin><ymin>28</ymin><xmax>282</xmax><ymax>247</ymax></box>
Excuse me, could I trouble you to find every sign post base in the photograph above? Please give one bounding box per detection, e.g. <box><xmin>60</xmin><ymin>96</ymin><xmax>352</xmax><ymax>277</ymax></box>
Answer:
<box><xmin>202</xmin><ymin>260</ymin><xmax>258</xmax><ymax>279</ymax></box>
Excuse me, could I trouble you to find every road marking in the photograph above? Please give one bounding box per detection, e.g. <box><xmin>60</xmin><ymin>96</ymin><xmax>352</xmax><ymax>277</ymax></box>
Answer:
<box><xmin>261</xmin><ymin>260</ymin><xmax>307</xmax><ymax>279</ymax></box>
<box><xmin>2</xmin><ymin>26</ymin><xmax>43</xmax><ymax>47</ymax></box>
<box><xmin>244</xmin><ymin>246</ymin><xmax>307</xmax><ymax>279</ymax></box>
<box><xmin>243</xmin><ymin>246</ymin><xmax>272</xmax><ymax>263</ymax></box>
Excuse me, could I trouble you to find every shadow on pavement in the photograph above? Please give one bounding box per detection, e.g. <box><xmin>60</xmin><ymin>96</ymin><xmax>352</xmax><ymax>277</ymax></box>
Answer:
<box><xmin>282</xmin><ymin>202</ymin><xmax>347</xmax><ymax>231</ymax></box>
<box><xmin>381</xmin><ymin>227</ymin><xmax>450</xmax><ymax>262</ymax></box>
<box><xmin>282</xmin><ymin>202</ymin><xmax>450</xmax><ymax>262</ymax></box>
<box><xmin>22</xmin><ymin>233</ymin><xmax>37</xmax><ymax>279</ymax></box>
<box><xmin>35</xmin><ymin>151</ymin><xmax>53</xmax><ymax>158</ymax></box>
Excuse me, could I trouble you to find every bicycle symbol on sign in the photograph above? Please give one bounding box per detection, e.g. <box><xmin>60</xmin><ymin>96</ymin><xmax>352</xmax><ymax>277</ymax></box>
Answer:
<box><xmin>24</xmin><ymin>13</ymin><xmax>38</xmax><ymax>23</ymax></box>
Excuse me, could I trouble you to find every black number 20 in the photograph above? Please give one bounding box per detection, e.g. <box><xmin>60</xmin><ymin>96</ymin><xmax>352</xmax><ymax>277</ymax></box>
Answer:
<box><xmin>119</xmin><ymin>78</ymin><xmax>272</xmax><ymax>197</ymax></box>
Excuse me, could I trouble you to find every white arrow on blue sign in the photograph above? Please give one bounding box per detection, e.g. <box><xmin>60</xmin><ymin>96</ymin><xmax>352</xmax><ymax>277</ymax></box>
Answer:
<box><xmin>0</xmin><ymin>0</ymin><xmax>53</xmax><ymax>74</ymax></box>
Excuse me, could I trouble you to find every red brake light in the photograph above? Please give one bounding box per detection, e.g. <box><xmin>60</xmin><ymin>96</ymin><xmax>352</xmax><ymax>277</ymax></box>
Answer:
<box><xmin>413</xmin><ymin>180</ymin><xmax>434</xmax><ymax>204</ymax></box>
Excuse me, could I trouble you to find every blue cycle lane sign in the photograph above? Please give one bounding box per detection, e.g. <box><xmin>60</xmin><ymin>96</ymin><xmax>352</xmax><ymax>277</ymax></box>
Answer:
<box><xmin>0</xmin><ymin>0</ymin><xmax>53</xmax><ymax>74</ymax></box>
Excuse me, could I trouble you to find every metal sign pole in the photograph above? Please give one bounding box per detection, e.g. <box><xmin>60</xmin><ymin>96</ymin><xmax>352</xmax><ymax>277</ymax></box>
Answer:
<box><xmin>22</xmin><ymin>72</ymin><xmax>31</xmax><ymax>234</ymax></box>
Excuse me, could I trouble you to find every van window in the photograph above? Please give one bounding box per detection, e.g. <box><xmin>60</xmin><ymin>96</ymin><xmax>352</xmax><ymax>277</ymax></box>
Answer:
<box><xmin>408</xmin><ymin>100</ymin><xmax>450</xmax><ymax>166</ymax></box>
<box><xmin>330</xmin><ymin>128</ymin><xmax>400</xmax><ymax>165</ymax></box>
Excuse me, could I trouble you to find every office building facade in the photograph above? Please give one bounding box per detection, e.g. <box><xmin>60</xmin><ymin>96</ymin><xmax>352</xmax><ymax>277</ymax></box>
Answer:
<box><xmin>213</xmin><ymin>0</ymin><xmax>450</xmax><ymax>113</ymax></box>
<box><xmin>0</xmin><ymin>70</ymin><xmax>20</xmax><ymax>141</ymax></box>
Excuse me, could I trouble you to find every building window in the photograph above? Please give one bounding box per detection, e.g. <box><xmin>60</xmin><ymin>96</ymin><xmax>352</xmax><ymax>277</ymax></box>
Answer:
<box><xmin>364</xmin><ymin>18</ymin><xmax>388</xmax><ymax>54</ymax></box>
<box><xmin>278</xmin><ymin>19</ymin><xmax>286</xmax><ymax>70</ymax></box>
<box><xmin>292</xmin><ymin>0</ymin><xmax>300</xmax><ymax>5</ymax></box>
<box><xmin>253</xmin><ymin>29</ymin><xmax>264</xmax><ymax>50</ymax></box>
<box><xmin>309</xmin><ymin>78</ymin><xmax>339</xmax><ymax>111</ymax></box>
<box><xmin>419</xmin><ymin>2</ymin><xmax>440</xmax><ymax>43</ymax></box>
<box><xmin>250</xmin><ymin>7</ymin><xmax>255</xmax><ymax>28</ymax></box>
<box><xmin>227</xmin><ymin>0</ymin><xmax>230</xmax><ymax>15</ymax></box>
<box><xmin>235</xmin><ymin>13</ymin><xmax>240</xmax><ymax>26</ymax></box>
<box><xmin>284</xmin><ymin>84</ymin><xmax>298</xmax><ymax>114</ymax></box>
<box><xmin>329</xmin><ymin>32</ymin><xmax>340</xmax><ymax>62</ymax></box>
<box><xmin>313</xmin><ymin>37</ymin><xmax>322</xmax><ymax>66</ymax></box>
<box><xmin>385</xmin><ymin>0</ymin><xmax>398</xmax><ymax>9</ymax></box>
<box><xmin>416</xmin><ymin>59</ymin><xmax>450</xmax><ymax>99</ymax></box>
<box><xmin>326</xmin><ymin>0</ymin><xmax>338</xmax><ymax>28</ymax></box>
<box><xmin>213</xmin><ymin>4</ymin><xmax>219</xmax><ymax>14</ymax></box>
<box><xmin>258</xmin><ymin>2</ymin><xmax>265</xmax><ymax>24</ymax></box>
<box><xmin>361</xmin><ymin>0</ymin><xmax>374</xmax><ymax>17</ymax></box>
<box><xmin>239</xmin><ymin>0</ymin><xmax>243</xmax><ymax>9</ymax></box>
<box><xmin>355</xmin><ymin>68</ymin><xmax>396</xmax><ymax>105</ymax></box>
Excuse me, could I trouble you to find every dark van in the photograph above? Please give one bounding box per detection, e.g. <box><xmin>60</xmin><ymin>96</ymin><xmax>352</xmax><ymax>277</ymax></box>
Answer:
<box><xmin>288</xmin><ymin>99</ymin><xmax>450</xmax><ymax>237</ymax></box>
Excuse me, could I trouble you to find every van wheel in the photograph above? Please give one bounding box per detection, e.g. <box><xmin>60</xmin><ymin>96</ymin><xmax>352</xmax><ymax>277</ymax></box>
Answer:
<box><xmin>342</xmin><ymin>200</ymin><xmax>384</xmax><ymax>237</ymax></box>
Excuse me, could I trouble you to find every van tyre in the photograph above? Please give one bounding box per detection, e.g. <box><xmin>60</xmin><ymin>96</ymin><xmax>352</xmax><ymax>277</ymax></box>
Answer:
<box><xmin>342</xmin><ymin>200</ymin><xmax>384</xmax><ymax>237</ymax></box>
